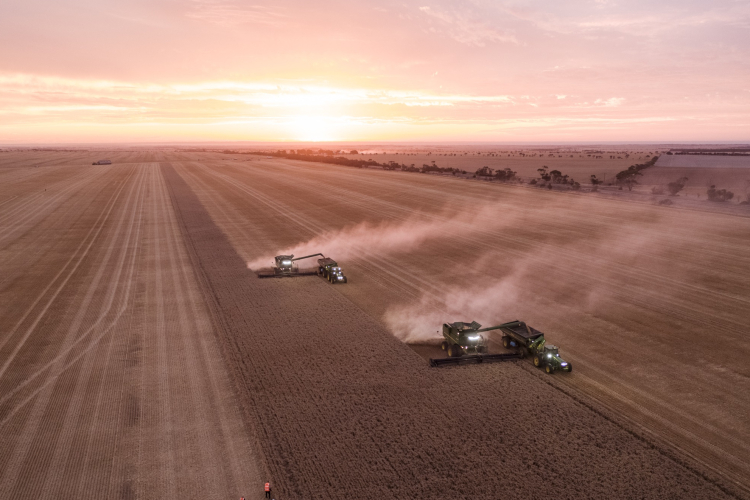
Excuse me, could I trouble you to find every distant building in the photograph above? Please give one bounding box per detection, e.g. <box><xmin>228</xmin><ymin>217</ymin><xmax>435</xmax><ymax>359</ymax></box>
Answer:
<box><xmin>92</xmin><ymin>159</ymin><xmax>112</xmax><ymax>165</ymax></box>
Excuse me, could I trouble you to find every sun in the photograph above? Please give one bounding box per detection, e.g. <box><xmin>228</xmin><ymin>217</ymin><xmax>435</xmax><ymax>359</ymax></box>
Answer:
<box><xmin>286</xmin><ymin>115</ymin><xmax>339</xmax><ymax>142</ymax></box>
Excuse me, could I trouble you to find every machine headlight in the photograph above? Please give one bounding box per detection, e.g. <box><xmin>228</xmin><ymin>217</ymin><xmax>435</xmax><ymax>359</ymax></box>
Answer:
<box><xmin>547</xmin><ymin>354</ymin><xmax>552</xmax><ymax>358</ymax></box>
<box><xmin>281</xmin><ymin>260</ymin><xmax>292</xmax><ymax>265</ymax></box>
<box><xmin>561</xmin><ymin>362</ymin><xmax>568</xmax><ymax>366</ymax></box>
<box><xmin>467</xmin><ymin>335</ymin><xmax>480</xmax><ymax>341</ymax></box>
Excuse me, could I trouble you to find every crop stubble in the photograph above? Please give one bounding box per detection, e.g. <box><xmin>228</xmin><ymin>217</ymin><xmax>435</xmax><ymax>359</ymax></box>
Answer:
<box><xmin>0</xmin><ymin>157</ymin><xmax>260</xmax><ymax>499</ymax></box>
<box><xmin>163</xmin><ymin>161</ymin><xmax>744</xmax><ymax>499</ymax></box>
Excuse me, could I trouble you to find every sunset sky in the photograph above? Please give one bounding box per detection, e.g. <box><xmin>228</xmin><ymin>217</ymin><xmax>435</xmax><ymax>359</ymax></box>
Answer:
<box><xmin>1</xmin><ymin>0</ymin><xmax>749</xmax><ymax>143</ymax></box>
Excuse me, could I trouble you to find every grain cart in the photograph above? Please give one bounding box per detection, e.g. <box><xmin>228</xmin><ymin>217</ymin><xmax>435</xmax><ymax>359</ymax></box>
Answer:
<box><xmin>256</xmin><ymin>253</ymin><xmax>324</xmax><ymax>278</ymax></box>
<box><xmin>429</xmin><ymin>321</ymin><xmax>522</xmax><ymax>367</ymax></box>
<box><xmin>317</xmin><ymin>257</ymin><xmax>347</xmax><ymax>284</ymax></box>
<box><xmin>498</xmin><ymin>320</ymin><xmax>572</xmax><ymax>373</ymax></box>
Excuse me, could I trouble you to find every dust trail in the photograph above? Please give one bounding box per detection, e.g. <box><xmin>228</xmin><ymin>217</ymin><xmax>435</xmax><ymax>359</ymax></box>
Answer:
<box><xmin>246</xmin><ymin>200</ymin><xmax>523</xmax><ymax>270</ymax></box>
<box><xmin>384</xmin><ymin>220</ymin><xmax>670</xmax><ymax>344</ymax></box>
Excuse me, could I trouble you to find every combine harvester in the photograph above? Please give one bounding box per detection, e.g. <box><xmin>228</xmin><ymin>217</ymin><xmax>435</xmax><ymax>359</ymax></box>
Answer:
<box><xmin>429</xmin><ymin>321</ymin><xmax>522</xmax><ymax>367</ymax></box>
<box><xmin>256</xmin><ymin>253</ymin><xmax>348</xmax><ymax>284</ymax></box>
<box><xmin>430</xmin><ymin>320</ymin><xmax>572</xmax><ymax>374</ymax></box>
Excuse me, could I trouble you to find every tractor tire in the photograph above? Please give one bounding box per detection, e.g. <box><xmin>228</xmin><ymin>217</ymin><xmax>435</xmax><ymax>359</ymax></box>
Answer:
<box><xmin>448</xmin><ymin>344</ymin><xmax>461</xmax><ymax>358</ymax></box>
<box><xmin>502</xmin><ymin>336</ymin><xmax>510</xmax><ymax>348</ymax></box>
<box><xmin>478</xmin><ymin>345</ymin><xmax>488</xmax><ymax>354</ymax></box>
<box><xmin>343</xmin><ymin>277</ymin><xmax>348</xmax><ymax>283</ymax></box>
<box><xmin>441</xmin><ymin>341</ymin><xmax>448</xmax><ymax>351</ymax></box>
<box><xmin>545</xmin><ymin>365</ymin><xmax>554</xmax><ymax>374</ymax></box>
<box><xmin>533</xmin><ymin>355</ymin><xmax>542</xmax><ymax>367</ymax></box>
<box><xmin>567</xmin><ymin>364</ymin><xmax>572</xmax><ymax>373</ymax></box>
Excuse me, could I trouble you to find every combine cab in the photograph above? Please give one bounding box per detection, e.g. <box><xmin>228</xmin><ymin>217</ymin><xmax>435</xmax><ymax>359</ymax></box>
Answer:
<box><xmin>317</xmin><ymin>257</ymin><xmax>348</xmax><ymax>284</ymax></box>
<box><xmin>441</xmin><ymin>321</ymin><xmax>488</xmax><ymax>357</ymax></box>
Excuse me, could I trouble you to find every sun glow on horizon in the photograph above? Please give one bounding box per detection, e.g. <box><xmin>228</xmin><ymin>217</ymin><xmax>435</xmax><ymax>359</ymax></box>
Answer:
<box><xmin>285</xmin><ymin>115</ymin><xmax>341</xmax><ymax>142</ymax></box>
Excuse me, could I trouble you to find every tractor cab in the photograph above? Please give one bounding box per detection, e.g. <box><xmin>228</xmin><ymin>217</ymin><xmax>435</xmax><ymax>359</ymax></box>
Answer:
<box><xmin>318</xmin><ymin>257</ymin><xmax>348</xmax><ymax>283</ymax></box>
<box><xmin>537</xmin><ymin>344</ymin><xmax>572</xmax><ymax>373</ymax></box>
<box><xmin>543</xmin><ymin>345</ymin><xmax>559</xmax><ymax>358</ymax></box>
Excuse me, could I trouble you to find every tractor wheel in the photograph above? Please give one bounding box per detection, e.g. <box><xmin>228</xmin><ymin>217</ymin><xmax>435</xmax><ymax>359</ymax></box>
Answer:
<box><xmin>545</xmin><ymin>365</ymin><xmax>554</xmax><ymax>374</ymax></box>
<box><xmin>441</xmin><ymin>341</ymin><xmax>448</xmax><ymax>351</ymax></box>
<box><xmin>533</xmin><ymin>355</ymin><xmax>542</xmax><ymax>367</ymax></box>
<box><xmin>478</xmin><ymin>345</ymin><xmax>488</xmax><ymax>354</ymax></box>
<box><xmin>502</xmin><ymin>336</ymin><xmax>510</xmax><ymax>348</ymax></box>
<box><xmin>448</xmin><ymin>344</ymin><xmax>461</xmax><ymax>358</ymax></box>
<box><xmin>567</xmin><ymin>364</ymin><xmax>572</xmax><ymax>373</ymax></box>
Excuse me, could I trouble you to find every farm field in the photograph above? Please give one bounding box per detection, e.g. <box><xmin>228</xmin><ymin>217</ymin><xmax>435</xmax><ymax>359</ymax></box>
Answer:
<box><xmin>0</xmin><ymin>155</ymin><xmax>262</xmax><ymax>499</ymax></box>
<box><xmin>171</xmin><ymin>155</ymin><xmax>750</xmax><ymax>496</ymax></box>
<box><xmin>0</xmin><ymin>150</ymin><xmax>749</xmax><ymax>499</ymax></box>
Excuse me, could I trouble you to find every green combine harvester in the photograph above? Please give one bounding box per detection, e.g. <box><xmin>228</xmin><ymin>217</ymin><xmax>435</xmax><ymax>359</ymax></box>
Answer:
<box><xmin>430</xmin><ymin>320</ymin><xmax>572</xmax><ymax>374</ymax></box>
<box><xmin>256</xmin><ymin>253</ymin><xmax>348</xmax><ymax>284</ymax></box>
<box><xmin>429</xmin><ymin>321</ymin><xmax>522</xmax><ymax>367</ymax></box>
<box><xmin>256</xmin><ymin>253</ymin><xmax>324</xmax><ymax>278</ymax></box>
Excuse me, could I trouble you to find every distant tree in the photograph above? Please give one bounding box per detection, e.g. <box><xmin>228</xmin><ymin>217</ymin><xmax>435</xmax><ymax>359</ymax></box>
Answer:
<box><xmin>667</xmin><ymin>177</ymin><xmax>688</xmax><ymax>196</ymax></box>
<box><xmin>615</xmin><ymin>165</ymin><xmax>643</xmax><ymax>191</ymax></box>
<box><xmin>496</xmin><ymin>167</ymin><xmax>516</xmax><ymax>182</ymax></box>
<box><xmin>707</xmin><ymin>185</ymin><xmax>735</xmax><ymax>202</ymax></box>
<box><xmin>590</xmin><ymin>175</ymin><xmax>602</xmax><ymax>192</ymax></box>
<box><xmin>537</xmin><ymin>166</ymin><xmax>551</xmax><ymax>184</ymax></box>
<box><xmin>350</xmin><ymin>150</ymin><xmax>359</xmax><ymax>154</ymax></box>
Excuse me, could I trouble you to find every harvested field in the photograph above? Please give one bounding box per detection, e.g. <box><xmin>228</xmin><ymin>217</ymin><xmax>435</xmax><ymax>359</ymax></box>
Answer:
<box><xmin>0</xmin><ymin>157</ymin><xmax>262</xmax><ymax>499</ymax></box>
<box><xmin>656</xmin><ymin>155</ymin><xmax>750</xmax><ymax>168</ymax></box>
<box><xmin>1</xmin><ymin>150</ymin><xmax>749</xmax><ymax>500</ymax></box>
<box><xmin>167</xmin><ymin>157</ymin><xmax>750</xmax><ymax>498</ymax></box>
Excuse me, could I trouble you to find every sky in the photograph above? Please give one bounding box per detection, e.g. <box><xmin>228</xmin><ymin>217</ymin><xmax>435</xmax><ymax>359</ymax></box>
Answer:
<box><xmin>1</xmin><ymin>0</ymin><xmax>749</xmax><ymax>143</ymax></box>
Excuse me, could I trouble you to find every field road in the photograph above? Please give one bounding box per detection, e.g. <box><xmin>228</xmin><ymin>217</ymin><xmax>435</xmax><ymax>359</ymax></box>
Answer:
<box><xmin>172</xmin><ymin>156</ymin><xmax>750</xmax><ymax>497</ymax></box>
<box><xmin>0</xmin><ymin>156</ymin><xmax>262</xmax><ymax>499</ymax></box>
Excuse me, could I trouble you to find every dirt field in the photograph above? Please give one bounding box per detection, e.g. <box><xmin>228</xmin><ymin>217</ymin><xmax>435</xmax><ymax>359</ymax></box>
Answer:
<box><xmin>0</xmin><ymin>154</ymin><xmax>262</xmax><ymax>499</ymax></box>
<box><xmin>1</xmin><ymin>150</ymin><xmax>749</xmax><ymax>499</ymax></box>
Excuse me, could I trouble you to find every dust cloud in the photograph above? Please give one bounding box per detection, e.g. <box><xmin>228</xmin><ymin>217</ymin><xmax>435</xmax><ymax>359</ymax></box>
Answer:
<box><xmin>383</xmin><ymin>216</ymin><xmax>672</xmax><ymax>344</ymax></box>
<box><xmin>246</xmin><ymin>200</ymin><xmax>522</xmax><ymax>270</ymax></box>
